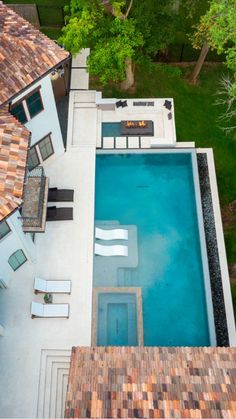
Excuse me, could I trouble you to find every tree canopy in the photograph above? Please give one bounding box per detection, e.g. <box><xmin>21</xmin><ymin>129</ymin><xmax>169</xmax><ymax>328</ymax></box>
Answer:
<box><xmin>60</xmin><ymin>0</ymin><xmax>177</xmax><ymax>88</ymax></box>
<box><xmin>192</xmin><ymin>0</ymin><xmax>236</xmax><ymax>81</ymax></box>
<box><xmin>191</xmin><ymin>0</ymin><xmax>236</xmax><ymax>131</ymax></box>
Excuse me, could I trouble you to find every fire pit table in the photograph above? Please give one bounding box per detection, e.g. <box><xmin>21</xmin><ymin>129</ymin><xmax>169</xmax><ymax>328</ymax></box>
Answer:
<box><xmin>121</xmin><ymin>120</ymin><xmax>154</xmax><ymax>136</ymax></box>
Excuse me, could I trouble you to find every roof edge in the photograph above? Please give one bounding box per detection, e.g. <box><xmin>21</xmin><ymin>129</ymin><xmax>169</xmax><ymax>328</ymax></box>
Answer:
<box><xmin>0</xmin><ymin>54</ymin><xmax>71</xmax><ymax>110</ymax></box>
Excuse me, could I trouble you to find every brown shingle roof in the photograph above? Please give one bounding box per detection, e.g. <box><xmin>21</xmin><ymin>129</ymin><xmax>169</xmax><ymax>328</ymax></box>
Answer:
<box><xmin>0</xmin><ymin>3</ymin><xmax>69</xmax><ymax>107</ymax></box>
<box><xmin>0</xmin><ymin>107</ymin><xmax>30</xmax><ymax>220</ymax></box>
<box><xmin>65</xmin><ymin>346</ymin><xmax>236</xmax><ymax>419</ymax></box>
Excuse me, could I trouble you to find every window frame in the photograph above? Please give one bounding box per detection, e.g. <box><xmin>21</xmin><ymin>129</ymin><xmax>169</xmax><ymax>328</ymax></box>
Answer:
<box><xmin>27</xmin><ymin>133</ymin><xmax>54</xmax><ymax>171</ymax></box>
<box><xmin>0</xmin><ymin>221</ymin><xmax>11</xmax><ymax>241</ymax></box>
<box><xmin>25</xmin><ymin>88</ymin><xmax>44</xmax><ymax>119</ymax></box>
<box><xmin>8</xmin><ymin>249</ymin><xmax>27</xmax><ymax>271</ymax></box>
<box><xmin>10</xmin><ymin>101</ymin><xmax>28</xmax><ymax>124</ymax></box>
<box><xmin>10</xmin><ymin>86</ymin><xmax>43</xmax><ymax>124</ymax></box>
<box><xmin>27</xmin><ymin>145</ymin><xmax>40</xmax><ymax>171</ymax></box>
<box><xmin>37</xmin><ymin>134</ymin><xmax>54</xmax><ymax>161</ymax></box>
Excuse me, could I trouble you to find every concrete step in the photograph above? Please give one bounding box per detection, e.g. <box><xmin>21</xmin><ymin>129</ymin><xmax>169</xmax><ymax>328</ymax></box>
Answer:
<box><xmin>74</xmin><ymin>91</ymin><xmax>96</xmax><ymax>103</ymax></box>
<box><xmin>74</xmin><ymin>103</ymin><xmax>97</xmax><ymax>109</ymax></box>
<box><xmin>49</xmin><ymin>362</ymin><xmax>70</xmax><ymax>418</ymax></box>
<box><xmin>37</xmin><ymin>349</ymin><xmax>71</xmax><ymax>419</ymax></box>
<box><xmin>40</xmin><ymin>354</ymin><xmax>70</xmax><ymax>418</ymax></box>
<box><xmin>56</xmin><ymin>368</ymin><xmax>69</xmax><ymax>418</ymax></box>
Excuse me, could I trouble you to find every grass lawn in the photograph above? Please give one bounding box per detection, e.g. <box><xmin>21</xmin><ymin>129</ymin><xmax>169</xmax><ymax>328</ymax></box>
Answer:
<box><xmin>90</xmin><ymin>64</ymin><xmax>236</xmax><ymax>316</ymax></box>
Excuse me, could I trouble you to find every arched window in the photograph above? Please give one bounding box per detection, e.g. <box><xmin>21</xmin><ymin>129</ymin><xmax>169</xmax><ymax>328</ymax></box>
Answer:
<box><xmin>8</xmin><ymin>250</ymin><xmax>27</xmax><ymax>271</ymax></box>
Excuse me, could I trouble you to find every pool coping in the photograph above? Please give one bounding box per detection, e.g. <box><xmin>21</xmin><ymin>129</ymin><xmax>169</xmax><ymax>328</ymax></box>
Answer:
<box><xmin>95</xmin><ymin>148</ymin><xmax>236</xmax><ymax>346</ymax></box>
<box><xmin>92</xmin><ymin>287</ymin><xmax>144</xmax><ymax>346</ymax></box>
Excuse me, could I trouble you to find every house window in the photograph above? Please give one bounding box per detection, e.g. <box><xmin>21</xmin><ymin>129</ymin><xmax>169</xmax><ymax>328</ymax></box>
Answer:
<box><xmin>38</xmin><ymin>135</ymin><xmax>54</xmax><ymax>161</ymax></box>
<box><xmin>26</xmin><ymin>90</ymin><xmax>44</xmax><ymax>118</ymax></box>
<box><xmin>27</xmin><ymin>134</ymin><xmax>54</xmax><ymax>171</ymax></box>
<box><xmin>8</xmin><ymin>249</ymin><xmax>27</xmax><ymax>271</ymax></box>
<box><xmin>10</xmin><ymin>102</ymin><xmax>28</xmax><ymax>124</ymax></box>
<box><xmin>28</xmin><ymin>146</ymin><xmax>40</xmax><ymax>170</ymax></box>
<box><xmin>0</xmin><ymin>221</ymin><xmax>11</xmax><ymax>240</ymax></box>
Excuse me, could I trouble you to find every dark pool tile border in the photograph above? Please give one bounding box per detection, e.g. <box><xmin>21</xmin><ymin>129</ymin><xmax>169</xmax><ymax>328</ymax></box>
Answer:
<box><xmin>197</xmin><ymin>153</ymin><xmax>229</xmax><ymax>346</ymax></box>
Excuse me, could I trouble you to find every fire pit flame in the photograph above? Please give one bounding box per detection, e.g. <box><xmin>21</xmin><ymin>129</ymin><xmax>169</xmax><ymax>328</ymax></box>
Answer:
<box><xmin>125</xmin><ymin>120</ymin><xmax>147</xmax><ymax>128</ymax></box>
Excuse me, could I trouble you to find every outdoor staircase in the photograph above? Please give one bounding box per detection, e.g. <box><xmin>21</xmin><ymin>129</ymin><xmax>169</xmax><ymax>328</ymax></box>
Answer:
<box><xmin>37</xmin><ymin>349</ymin><xmax>71</xmax><ymax>419</ymax></box>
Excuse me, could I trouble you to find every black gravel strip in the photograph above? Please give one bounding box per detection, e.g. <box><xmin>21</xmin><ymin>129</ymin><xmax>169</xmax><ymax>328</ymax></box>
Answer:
<box><xmin>197</xmin><ymin>153</ymin><xmax>229</xmax><ymax>346</ymax></box>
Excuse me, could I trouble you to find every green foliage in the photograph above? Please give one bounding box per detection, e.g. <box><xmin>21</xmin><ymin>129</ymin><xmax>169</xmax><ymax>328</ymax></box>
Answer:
<box><xmin>88</xmin><ymin>18</ymin><xmax>143</xmax><ymax>84</ymax></box>
<box><xmin>192</xmin><ymin>1</ymin><xmax>236</xmax><ymax>130</ymax></box>
<box><xmin>215</xmin><ymin>74</ymin><xmax>236</xmax><ymax>134</ymax></box>
<box><xmin>109</xmin><ymin>0</ymin><xmax>126</xmax><ymax>17</ymax></box>
<box><xmin>179</xmin><ymin>0</ymin><xmax>209</xmax><ymax>21</ymax></box>
<box><xmin>60</xmin><ymin>0</ymin><xmax>145</xmax><ymax>84</ymax></box>
<box><xmin>174</xmin><ymin>0</ymin><xmax>209</xmax><ymax>43</ymax></box>
<box><xmin>60</xmin><ymin>0</ymin><xmax>180</xmax><ymax>85</ymax></box>
<box><xmin>231</xmin><ymin>283</ymin><xmax>236</xmax><ymax>319</ymax></box>
<box><xmin>225</xmin><ymin>222</ymin><xmax>236</xmax><ymax>265</ymax></box>
<box><xmin>193</xmin><ymin>0</ymin><xmax>236</xmax><ymax>78</ymax></box>
<box><xmin>131</xmin><ymin>0</ymin><xmax>178</xmax><ymax>55</ymax></box>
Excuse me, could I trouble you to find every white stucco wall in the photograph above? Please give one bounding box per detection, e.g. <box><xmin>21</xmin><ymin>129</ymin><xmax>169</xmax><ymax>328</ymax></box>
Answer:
<box><xmin>11</xmin><ymin>75</ymin><xmax>64</xmax><ymax>164</ymax></box>
<box><xmin>0</xmin><ymin>212</ymin><xmax>36</xmax><ymax>288</ymax></box>
<box><xmin>2</xmin><ymin>74</ymin><xmax>65</xmax><ymax>286</ymax></box>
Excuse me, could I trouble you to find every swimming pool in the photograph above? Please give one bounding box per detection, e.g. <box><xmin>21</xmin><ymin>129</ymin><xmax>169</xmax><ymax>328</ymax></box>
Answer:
<box><xmin>102</xmin><ymin>122</ymin><xmax>121</xmax><ymax>137</ymax></box>
<box><xmin>94</xmin><ymin>151</ymin><xmax>215</xmax><ymax>346</ymax></box>
<box><xmin>97</xmin><ymin>292</ymin><xmax>138</xmax><ymax>346</ymax></box>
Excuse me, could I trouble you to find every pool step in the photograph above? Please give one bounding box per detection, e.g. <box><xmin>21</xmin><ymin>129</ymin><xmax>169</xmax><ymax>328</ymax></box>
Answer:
<box><xmin>118</xmin><ymin>268</ymin><xmax>138</xmax><ymax>286</ymax></box>
<box><xmin>98</xmin><ymin>136</ymin><xmax>152</xmax><ymax>149</ymax></box>
<box><xmin>37</xmin><ymin>349</ymin><xmax>71</xmax><ymax>419</ymax></box>
<box><xmin>95</xmin><ymin>220</ymin><xmax>120</xmax><ymax>226</ymax></box>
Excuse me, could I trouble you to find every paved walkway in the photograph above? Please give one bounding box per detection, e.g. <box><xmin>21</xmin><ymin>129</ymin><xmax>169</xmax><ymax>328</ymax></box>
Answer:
<box><xmin>70</xmin><ymin>49</ymin><xmax>90</xmax><ymax>90</ymax></box>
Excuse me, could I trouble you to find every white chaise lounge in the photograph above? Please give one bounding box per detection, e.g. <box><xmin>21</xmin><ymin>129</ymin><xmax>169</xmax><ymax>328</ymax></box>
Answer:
<box><xmin>95</xmin><ymin>227</ymin><xmax>128</xmax><ymax>240</ymax></box>
<box><xmin>31</xmin><ymin>302</ymin><xmax>70</xmax><ymax>318</ymax></box>
<box><xmin>34</xmin><ymin>277</ymin><xmax>71</xmax><ymax>294</ymax></box>
<box><xmin>95</xmin><ymin>243</ymin><xmax>128</xmax><ymax>256</ymax></box>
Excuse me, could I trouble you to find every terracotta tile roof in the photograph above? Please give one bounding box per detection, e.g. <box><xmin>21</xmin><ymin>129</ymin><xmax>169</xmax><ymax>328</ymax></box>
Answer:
<box><xmin>65</xmin><ymin>346</ymin><xmax>236</xmax><ymax>419</ymax></box>
<box><xmin>0</xmin><ymin>3</ymin><xmax>69</xmax><ymax>107</ymax></box>
<box><xmin>0</xmin><ymin>106</ymin><xmax>30</xmax><ymax>220</ymax></box>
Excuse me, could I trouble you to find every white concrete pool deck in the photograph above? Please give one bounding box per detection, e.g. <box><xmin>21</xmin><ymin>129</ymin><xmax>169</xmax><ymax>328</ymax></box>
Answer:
<box><xmin>0</xmin><ymin>146</ymin><xmax>96</xmax><ymax>417</ymax></box>
<box><xmin>67</xmin><ymin>91</ymin><xmax>177</xmax><ymax>149</ymax></box>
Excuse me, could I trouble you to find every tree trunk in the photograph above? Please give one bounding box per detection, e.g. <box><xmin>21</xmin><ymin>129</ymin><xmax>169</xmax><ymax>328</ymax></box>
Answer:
<box><xmin>189</xmin><ymin>42</ymin><xmax>209</xmax><ymax>85</ymax></box>
<box><xmin>120</xmin><ymin>58</ymin><xmax>134</xmax><ymax>90</ymax></box>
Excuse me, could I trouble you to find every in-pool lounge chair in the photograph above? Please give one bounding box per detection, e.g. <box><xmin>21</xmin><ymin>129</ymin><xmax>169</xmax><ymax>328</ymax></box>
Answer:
<box><xmin>46</xmin><ymin>206</ymin><xmax>73</xmax><ymax>221</ymax></box>
<box><xmin>48</xmin><ymin>188</ymin><xmax>74</xmax><ymax>202</ymax></box>
<box><xmin>31</xmin><ymin>302</ymin><xmax>70</xmax><ymax>318</ymax></box>
<box><xmin>95</xmin><ymin>227</ymin><xmax>128</xmax><ymax>241</ymax></box>
<box><xmin>95</xmin><ymin>243</ymin><xmax>128</xmax><ymax>256</ymax></box>
<box><xmin>34</xmin><ymin>277</ymin><xmax>71</xmax><ymax>294</ymax></box>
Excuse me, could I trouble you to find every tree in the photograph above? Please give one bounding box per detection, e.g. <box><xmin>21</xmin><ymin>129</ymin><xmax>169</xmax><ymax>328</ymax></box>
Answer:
<box><xmin>215</xmin><ymin>74</ymin><xmax>236</xmax><ymax>134</ymax></box>
<box><xmin>60</xmin><ymin>0</ymin><xmax>177</xmax><ymax>89</ymax></box>
<box><xmin>190</xmin><ymin>0</ymin><xmax>236</xmax><ymax>84</ymax></box>
<box><xmin>189</xmin><ymin>42</ymin><xmax>209</xmax><ymax>85</ymax></box>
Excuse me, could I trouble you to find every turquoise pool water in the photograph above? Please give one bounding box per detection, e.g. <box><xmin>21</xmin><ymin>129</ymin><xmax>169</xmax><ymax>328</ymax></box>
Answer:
<box><xmin>97</xmin><ymin>293</ymin><xmax>138</xmax><ymax>346</ymax></box>
<box><xmin>102</xmin><ymin>122</ymin><xmax>121</xmax><ymax>137</ymax></box>
<box><xmin>94</xmin><ymin>153</ymin><xmax>210</xmax><ymax>346</ymax></box>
